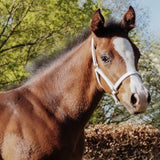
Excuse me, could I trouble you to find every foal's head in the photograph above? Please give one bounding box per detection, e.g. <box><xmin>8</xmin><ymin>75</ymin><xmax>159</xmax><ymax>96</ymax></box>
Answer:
<box><xmin>91</xmin><ymin>6</ymin><xmax>150</xmax><ymax>114</ymax></box>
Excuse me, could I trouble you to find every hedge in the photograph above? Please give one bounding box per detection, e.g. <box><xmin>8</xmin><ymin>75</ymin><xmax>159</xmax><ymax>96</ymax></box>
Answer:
<box><xmin>83</xmin><ymin>123</ymin><xmax>160</xmax><ymax>160</ymax></box>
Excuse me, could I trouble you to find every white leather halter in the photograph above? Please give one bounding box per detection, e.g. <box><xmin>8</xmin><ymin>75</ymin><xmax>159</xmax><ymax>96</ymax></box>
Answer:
<box><xmin>91</xmin><ymin>37</ymin><xmax>140</xmax><ymax>104</ymax></box>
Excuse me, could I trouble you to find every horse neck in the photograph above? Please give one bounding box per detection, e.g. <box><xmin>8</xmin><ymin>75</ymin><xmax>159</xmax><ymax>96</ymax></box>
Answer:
<box><xmin>27</xmin><ymin>36</ymin><xmax>103</xmax><ymax>127</ymax></box>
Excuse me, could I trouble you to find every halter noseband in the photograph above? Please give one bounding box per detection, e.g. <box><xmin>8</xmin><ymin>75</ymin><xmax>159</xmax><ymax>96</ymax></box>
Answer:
<box><xmin>91</xmin><ymin>37</ymin><xmax>140</xmax><ymax>104</ymax></box>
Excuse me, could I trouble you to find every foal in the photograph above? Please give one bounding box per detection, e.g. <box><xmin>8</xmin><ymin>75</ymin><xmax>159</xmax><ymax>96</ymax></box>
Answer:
<box><xmin>0</xmin><ymin>6</ymin><xmax>150</xmax><ymax>160</ymax></box>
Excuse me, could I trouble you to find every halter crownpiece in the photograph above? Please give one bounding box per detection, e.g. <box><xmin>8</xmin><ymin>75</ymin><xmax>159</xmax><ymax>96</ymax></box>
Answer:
<box><xmin>91</xmin><ymin>37</ymin><xmax>140</xmax><ymax>104</ymax></box>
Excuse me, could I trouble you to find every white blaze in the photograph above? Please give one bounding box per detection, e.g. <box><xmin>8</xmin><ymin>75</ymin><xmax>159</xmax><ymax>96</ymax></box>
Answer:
<box><xmin>113</xmin><ymin>37</ymin><xmax>148</xmax><ymax>96</ymax></box>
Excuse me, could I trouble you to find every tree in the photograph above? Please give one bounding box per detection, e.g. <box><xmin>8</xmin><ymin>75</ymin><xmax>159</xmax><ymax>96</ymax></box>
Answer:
<box><xmin>0</xmin><ymin>0</ymin><xmax>159</xmax><ymax>128</ymax></box>
<box><xmin>89</xmin><ymin>0</ymin><xmax>160</xmax><ymax>129</ymax></box>
<box><xmin>0</xmin><ymin>0</ymin><xmax>110</xmax><ymax>89</ymax></box>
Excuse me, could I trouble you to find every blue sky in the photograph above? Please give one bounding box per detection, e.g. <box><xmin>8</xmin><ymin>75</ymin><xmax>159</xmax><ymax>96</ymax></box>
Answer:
<box><xmin>137</xmin><ymin>0</ymin><xmax>160</xmax><ymax>34</ymax></box>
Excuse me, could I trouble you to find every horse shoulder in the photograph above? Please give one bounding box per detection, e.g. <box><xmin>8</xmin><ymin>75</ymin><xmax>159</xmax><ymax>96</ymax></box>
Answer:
<box><xmin>0</xmin><ymin>88</ymin><xmax>59</xmax><ymax>159</ymax></box>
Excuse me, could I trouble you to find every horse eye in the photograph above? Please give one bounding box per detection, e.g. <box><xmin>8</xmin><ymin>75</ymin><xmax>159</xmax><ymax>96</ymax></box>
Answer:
<box><xmin>101</xmin><ymin>56</ymin><xmax>111</xmax><ymax>63</ymax></box>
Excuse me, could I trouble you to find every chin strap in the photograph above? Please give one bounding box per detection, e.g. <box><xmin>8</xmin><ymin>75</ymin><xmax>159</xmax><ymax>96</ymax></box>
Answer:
<box><xmin>91</xmin><ymin>37</ymin><xmax>140</xmax><ymax>104</ymax></box>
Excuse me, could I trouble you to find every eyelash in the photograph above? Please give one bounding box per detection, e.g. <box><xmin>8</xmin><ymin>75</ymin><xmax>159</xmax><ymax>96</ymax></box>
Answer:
<box><xmin>101</xmin><ymin>55</ymin><xmax>111</xmax><ymax>63</ymax></box>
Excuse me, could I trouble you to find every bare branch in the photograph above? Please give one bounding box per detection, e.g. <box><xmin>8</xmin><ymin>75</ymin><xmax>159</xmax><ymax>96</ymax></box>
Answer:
<box><xmin>0</xmin><ymin>42</ymin><xmax>37</xmax><ymax>53</ymax></box>
<box><xmin>0</xmin><ymin>30</ymin><xmax>54</xmax><ymax>54</ymax></box>
<box><xmin>0</xmin><ymin>0</ymin><xmax>34</xmax><ymax>50</ymax></box>
<box><xmin>0</xmin><ymin>0</ymin><xmax>20</xmax><ymax>38</ymax></box>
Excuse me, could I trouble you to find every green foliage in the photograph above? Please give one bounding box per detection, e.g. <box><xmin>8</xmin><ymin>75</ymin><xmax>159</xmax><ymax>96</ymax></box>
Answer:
<box><xmin>88</xmin><ymin>0</ymin><xmax>160</xmax><ymax>129</ymax></box>
<box><xmin>88</xmin><ymin>106</ymin><xmax>106</xmax><ymax>125</ymax></box>
<box><xmin>138</xmin><ymin>43</ymin><xmax>160</xmax><ymax>128</ymax></box>
<box><xmin>0</xmin><ymin>0</ymin><xmax>159</xmax><ymax>129</ymax></box>
<box><xmin>92</xmin><ymin>38</ymin><xmax>160</xmax><ymax>128</ymax></box>
<box><xmin>0</xmin><ymin>0</ymin><xmax>110</xmax><ymax>89</ymax></box>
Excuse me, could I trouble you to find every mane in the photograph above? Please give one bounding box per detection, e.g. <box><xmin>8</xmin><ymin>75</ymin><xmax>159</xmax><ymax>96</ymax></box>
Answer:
<box><xmin>23</xmin><ymin>20</ymin><xmax>128</xmax><ymax>85</ymax></box>
<box><xmin>4</xmin><ymin>28</ymin><xmax>91</xmax><ymax>90</ymax></box>
<box><xmin>29</xmin><ymin>20</ymin><xmax>127</xmax><ymax>71</ymax></box>
<box><xmin>103</xmin><ymin>20</ymin><xmax>128</xmax><ymax>37</ymax></box>
<box><xmin>28</xmin><ymin>28</ymin><xmax>91</xmax><ymax>74</ymax></box>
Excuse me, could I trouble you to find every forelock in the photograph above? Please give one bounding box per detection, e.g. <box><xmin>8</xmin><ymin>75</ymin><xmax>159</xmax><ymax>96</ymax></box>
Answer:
<box><xmin>101</xmin><ymin>20</ymin><xmax>128</xmax><ymax>38</ymax></box>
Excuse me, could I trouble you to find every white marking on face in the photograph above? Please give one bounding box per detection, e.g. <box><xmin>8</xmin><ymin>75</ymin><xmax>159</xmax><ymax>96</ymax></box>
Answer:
<box><xmin>113</xmin><ymin>38</ymin><xmax>148</xmax><ymax>99</ymax></box>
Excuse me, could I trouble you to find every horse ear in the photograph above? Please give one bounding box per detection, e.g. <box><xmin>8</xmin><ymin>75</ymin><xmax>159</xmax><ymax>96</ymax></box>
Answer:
<box><xmin>121</xmin><ymin>6</ymin><xmax>136</xmax><ymax>32</ymax></box>
<box><xmin>91</xmin><ymin>9</ymin><xmax>105</xmax><ymax>36</ymax></box>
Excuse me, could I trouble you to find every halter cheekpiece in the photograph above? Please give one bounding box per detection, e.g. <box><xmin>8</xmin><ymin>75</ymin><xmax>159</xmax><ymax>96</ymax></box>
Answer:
<box><xmin>91</xmin><ymin>37</ymin><xmax>140</xmax><ymax>104</ymax></box>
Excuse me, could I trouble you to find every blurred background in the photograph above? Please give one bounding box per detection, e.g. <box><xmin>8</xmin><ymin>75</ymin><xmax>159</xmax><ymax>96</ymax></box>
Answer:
<box><xmin>0</xmin><ymin>0</ymin><xmax>159</xmax><ymax>128</ymax></box>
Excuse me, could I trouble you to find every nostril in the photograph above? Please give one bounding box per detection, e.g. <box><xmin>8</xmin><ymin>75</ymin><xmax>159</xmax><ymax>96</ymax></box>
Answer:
<box><xmin>131</xmin><ymin>94</ymin><xmax>137</xmax><ymax>105</ymax></box>
<box><xmin>147</xmin><ymin>93</ymin><xmax>151</xmax><ymax>103</ymax></box>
